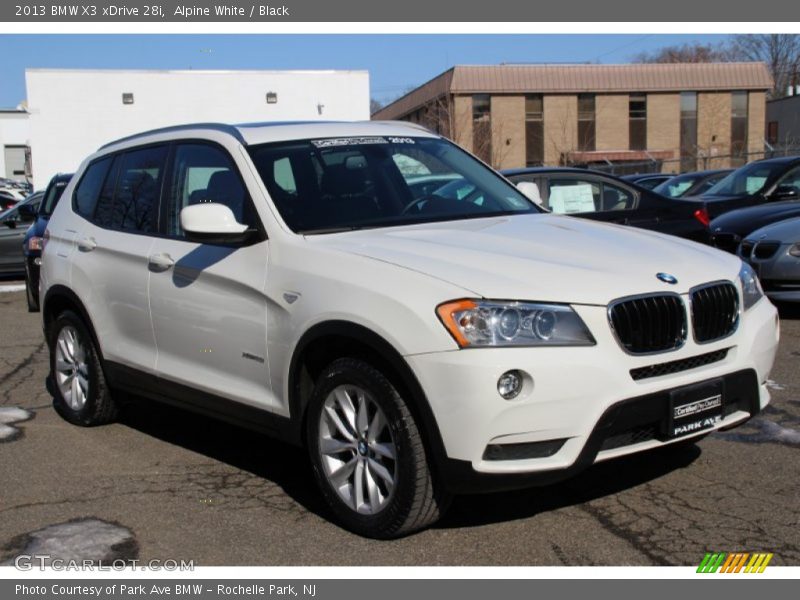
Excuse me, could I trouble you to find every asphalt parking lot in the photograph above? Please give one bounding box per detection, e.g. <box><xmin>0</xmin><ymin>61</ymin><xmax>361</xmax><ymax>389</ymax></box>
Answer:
<box><xmin>0</xmin><ymin>279</ymin><xmax>798</xmax><ymax>566</ymax></box>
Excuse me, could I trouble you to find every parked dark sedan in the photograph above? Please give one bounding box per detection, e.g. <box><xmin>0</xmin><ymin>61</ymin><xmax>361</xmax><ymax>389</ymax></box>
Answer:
<box><xmin>20</xmin><ymin>173</ymin><xmax>71</xmax><ymax>311</ymax></box>
<box><xmin>620</xmin><ymin>173</ymin><xmax>673</xmax><ymax>189</ymax></box>
<box><xmin>502</xmin><ymin>167</ymin><xmax>708</xmax><ymax>241</ymax></box>
<box><xmin>0</xmin><ymin>189</ymin><xmax>20</xmax><ymax>211</ymax></box>
<box><xmin>653</xmin><ymin>169</ymin><xmax>732</xmax><ymax>199</ymax></box>
<box><xmin>687</xmin><ymin>156</ymin><xmax>800</xmax><ymax>219</ymax></box>
<box><xmin>738</xmin><ymin>217</ymin><xmax>800</xmax><ymax>303</ymax></box>
<box><xmin>709</xmin><ymin>199</ymin><xmax>800</xmax><ymax>253</ymax></box>
<box><xmin>0</xmin><ymin>193</ymin><xmax>42</xmax><ymax>277</ymax></box>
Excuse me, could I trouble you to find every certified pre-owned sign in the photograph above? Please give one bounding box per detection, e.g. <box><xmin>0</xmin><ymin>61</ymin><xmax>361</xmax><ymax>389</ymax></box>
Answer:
<box><xmin>674</xmin><ymin>394</ymin><xmax>723</xmax><ymax>419</ymax></box>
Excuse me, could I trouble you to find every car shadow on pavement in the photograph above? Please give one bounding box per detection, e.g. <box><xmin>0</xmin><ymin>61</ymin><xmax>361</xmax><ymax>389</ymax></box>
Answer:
<box><xmin>117</xmin><ymin>397</ymin><xmax>331</xmax><ymax>519</ymax></box>
<box><xmin>118</xmin><ymin>393</ymin><xmax>701</xmax><ymax>533</ymax></box>
<box><xmin>437</xmin><ymin>443</ymin><xmax>701</xmax><ymax>530</ymax></box>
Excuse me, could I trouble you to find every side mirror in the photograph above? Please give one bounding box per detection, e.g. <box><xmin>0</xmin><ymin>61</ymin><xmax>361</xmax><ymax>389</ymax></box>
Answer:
<box><xmin>769</xmin><ymin>184</ymin><xmax>799</xmax><ymax>201</ymax></box>
<box><xmin>16</xmin><ymin>203</ymin><xmax>37</xmax><ymax>218</ymax></box>
<box><xmin>180</xmin><ymin>203</ymin><xmax>251</xmax><ymax>244</ymax></box>
<box><xmin>516</xmin><ymin>181</ymin><xmax>544</xmax><ymax>206</ymax></box>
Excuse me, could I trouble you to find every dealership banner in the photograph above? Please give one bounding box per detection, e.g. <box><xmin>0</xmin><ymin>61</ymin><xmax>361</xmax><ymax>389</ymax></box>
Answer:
<box><xmin>0</xmin><ymin>0</ymin><xmax>790</xmax><ymax>22</ymax></box>
<box><xmin>3</xmin><ymin>579</ymin><xmax>798</xmax><ymax>599</ymax></box>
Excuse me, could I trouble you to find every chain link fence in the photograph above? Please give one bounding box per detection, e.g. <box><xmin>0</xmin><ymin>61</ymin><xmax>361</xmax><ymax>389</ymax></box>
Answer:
<box><xmin>573</xmin><ymin>143</ymin><xmax>800</xmax><ymax>176</ymax></box>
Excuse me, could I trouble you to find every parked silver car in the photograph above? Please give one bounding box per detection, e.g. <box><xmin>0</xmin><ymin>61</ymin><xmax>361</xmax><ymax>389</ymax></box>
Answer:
<box><xmin>739</xmin><ymin>216</ymin><xmax>800</xmax><ymax>302</ymax></box>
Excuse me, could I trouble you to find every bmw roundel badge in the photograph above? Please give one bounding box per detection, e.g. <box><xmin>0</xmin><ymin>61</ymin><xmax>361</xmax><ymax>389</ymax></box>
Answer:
<box><xmin>656</xmin><ymin>272</ymin><xmax>678</xmax><ymax>285</ymax></box>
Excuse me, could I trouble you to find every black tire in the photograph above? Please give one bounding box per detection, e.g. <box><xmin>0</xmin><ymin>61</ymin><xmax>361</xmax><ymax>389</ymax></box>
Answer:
<box><xmin>48</xmin><ymin>310</ymin><xmax>118</xmax><ymax>426</ymax></box>
<box><xmin>306</xmin><ymin>357</ymin><xmax>450</xmax><ymax>539</ymax></box>
<box><xmin>25</xmin><ymin>271</ymin><xmax>39</xmax><ymax>312</ymax></box>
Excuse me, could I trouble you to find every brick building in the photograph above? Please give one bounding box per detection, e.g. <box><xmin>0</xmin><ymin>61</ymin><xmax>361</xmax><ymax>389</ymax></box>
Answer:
<box><xmin>372</xmin><ymin>63</ymin><xmax>772</xmax><ymax>173</ymax></box>
<box><xmin>766</xmin><ymin>93</ymin><xmax>800</xmax><ymax>148</ymax></box>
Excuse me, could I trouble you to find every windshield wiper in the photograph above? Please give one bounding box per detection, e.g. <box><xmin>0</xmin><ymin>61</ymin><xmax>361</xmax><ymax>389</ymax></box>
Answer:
<box><xmin>301</xmin><ymin>225</ymin><xmax>365</xmax><ymax>235</ymax></box>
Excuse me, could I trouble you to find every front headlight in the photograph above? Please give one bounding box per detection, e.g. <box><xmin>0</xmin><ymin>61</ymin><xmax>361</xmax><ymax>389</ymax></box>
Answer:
<box><xmin>789</xmin><ymin>243</ymin><xmax>800</xmax><ymax>258</ymax></box>
<box><xmin>436</xmin><ymin>299</ymin><xmax>595</xmax><ymax>348</ymax></box>
<box><xmin>738</xmin><ymin>262</ymin><xmax>764</xmax><ymax>311</ymax></box>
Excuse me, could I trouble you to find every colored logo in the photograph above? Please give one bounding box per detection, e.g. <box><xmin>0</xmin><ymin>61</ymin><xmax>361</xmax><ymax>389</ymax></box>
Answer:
<box><xmin>697</xmin><ymin>552</ymin><xmax>773</xmax><ymax>573</ymax></box>
<box><xmin>656</xmin><ymin>272</ymin><xmax>678</xmax><ymax>284</ymax></box>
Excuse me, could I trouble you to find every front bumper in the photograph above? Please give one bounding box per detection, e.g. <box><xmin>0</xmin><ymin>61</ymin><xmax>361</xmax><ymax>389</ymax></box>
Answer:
<box><xmin>25</xmin><ymin>255</ymin><xmax>40</xmax><ymax>299</ymax></box>
<box><xmin>407</xmin><ymin>297</ymin><xmax>779</xmax><ymax>492</ymax></box>
<box><xmin>741</xmin><ymin>243</ymin><xmax>800</xmax><ymax>303</ymax></box>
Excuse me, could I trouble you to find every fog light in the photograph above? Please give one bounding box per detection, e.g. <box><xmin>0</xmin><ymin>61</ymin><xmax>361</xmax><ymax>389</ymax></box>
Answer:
<box><xmin>497</xmin><ymin>370</ymin><xmax>522</xmax><ymax>399</ymax></box>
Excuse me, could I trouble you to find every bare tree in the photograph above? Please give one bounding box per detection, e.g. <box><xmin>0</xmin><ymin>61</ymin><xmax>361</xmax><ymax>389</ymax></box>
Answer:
<box><xmin>727</xmin><ymin>34</ymin><xmax>800</xmax><ymax>98</ymax></box>
<box><xmin>370</xmin><ymin>98</ymin><xmax>384</xmax><ymax>116</ymax></box>
<box><xmin>634</xmin><ymin>43</ymin><xmax>727</xmax><ymax>64</ymax></box>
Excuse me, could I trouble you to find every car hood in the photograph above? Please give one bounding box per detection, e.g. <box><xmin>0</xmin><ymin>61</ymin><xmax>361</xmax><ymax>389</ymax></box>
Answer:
<box><xmin>307</xmin><ymin>214</ymin><xmax>741</xmax><ymax>305</ymax></box>
<box><xmin>745</xmin><ymin>215</ymin><xmax>800</xmax><ymax>242</ymax></box>
<box><xmin>710</xmin><ymin>201</ymin><xmax>800</xmax><ymax>235</ymax></box>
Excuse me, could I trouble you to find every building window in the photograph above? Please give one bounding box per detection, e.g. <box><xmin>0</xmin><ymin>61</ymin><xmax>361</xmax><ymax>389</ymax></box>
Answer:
<box><xmin>731</xmin><ymin>91</ymin><xmax>749</xmax><ymax>166</ymax></box>
<box><xmin>472</xmin><ymin>95</ymin><xmax>492</xmax><ymax>163</ymax></box>
<box><xmin>629</xmin><ymin>93</ymin><xmax>647</xmax><ymax>151</ymax></box>
<box><xmin>767</xmin><ymin>121</ymin><xmax>779</xmax><ymax>145</ymax></box>
<box><xmin>680</xmin><ymin>92</ymin><xmax>698</xmax><ymax>172</ymax></box>
<box><xmin>577</xmin><ymin>94</ymin><xmax>595</xmax><ymax>152</ymax></box>
<box><xmin>525</xmin><ymin>95</ymin><xmax>544</xmax><ymax>167</ymax></box>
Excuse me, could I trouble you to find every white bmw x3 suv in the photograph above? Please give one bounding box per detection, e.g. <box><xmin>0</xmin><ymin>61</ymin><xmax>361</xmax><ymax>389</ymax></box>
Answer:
<box><xmin>41</xmin><ymin>121</ymin><xmax>779</xmax><ymax>538</ymax></box>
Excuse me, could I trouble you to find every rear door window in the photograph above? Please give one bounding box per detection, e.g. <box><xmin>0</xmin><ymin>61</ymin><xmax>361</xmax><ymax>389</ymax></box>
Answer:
<box><xmin>547</xmin><ymin>177</ymin><xmax>636</xmax><ymax>214</ymax></box>
<box><xmin>114</xmin><ymin>146</ymin><xmax>168</xmax><ymax>233</ymax></box>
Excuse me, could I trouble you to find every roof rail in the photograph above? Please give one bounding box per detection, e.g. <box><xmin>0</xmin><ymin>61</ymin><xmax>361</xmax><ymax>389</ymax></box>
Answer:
<box><xmin>99</xmin><ymin>122</ymin><xmax>245</xmax><ymax>150</ymax></box>
<box><xmin>370</xmin><ymin>120</ymin><xmax>435</xmax><ymax>134</ymax></box>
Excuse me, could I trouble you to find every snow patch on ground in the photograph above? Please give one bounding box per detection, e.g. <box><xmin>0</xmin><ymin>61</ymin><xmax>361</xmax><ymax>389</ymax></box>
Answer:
<box><xmin>766</xmin><ymin>380</ymin><xmax>786</xmax><ymax>391</ymax></box>
<box><xmin>0</xmin><ymin>284</ymin><xmax>25</xmax><ymax>293</ymax></box>
<box><xmin>717</xmin><ymin>416</ymin><xmax>800</xmax><ymax>447</ymax></box>
<box><xmin>0</xmin><ymin>407</ymin><xmax>33</xmax><ymax>442</ymax></box>
<box><xmin>1</xmin><ymin>519</ymin><xmax>137</xmax><ymax>565</ymax></box>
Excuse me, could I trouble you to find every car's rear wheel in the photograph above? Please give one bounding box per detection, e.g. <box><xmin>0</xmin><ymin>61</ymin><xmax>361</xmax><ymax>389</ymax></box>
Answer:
<box><xmin>306</xmin><ymin>357</ymin><xmax>450</xmax><ymax>539</ymax></box>
<box><xmin>48</xmin><ymin>310</ymin><xmax>118</xmax><ymax>426</ymax></box>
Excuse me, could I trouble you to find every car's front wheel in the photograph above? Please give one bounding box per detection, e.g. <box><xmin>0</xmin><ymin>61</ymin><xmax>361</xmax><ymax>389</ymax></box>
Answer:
<box><xmin>48</xmin><ymin>310</ymin><xmax>118</xmax><ymax>426</ymax></box>
<box><xmin>306</xmin><ymin>358</ymin><xmax>450</xmax><ymax>538</ymax></box>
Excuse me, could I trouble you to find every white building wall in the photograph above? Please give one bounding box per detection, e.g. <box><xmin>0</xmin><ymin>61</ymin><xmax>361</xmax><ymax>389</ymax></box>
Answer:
<box><xmin>0</xmin><ymin>111</ymin><xmax>31</xmax><ymax>181</ymax></box>
<box><xmin>26</xmin><ymin>69</ymin><xmax>370</xmax><ymax>187</ymax></box>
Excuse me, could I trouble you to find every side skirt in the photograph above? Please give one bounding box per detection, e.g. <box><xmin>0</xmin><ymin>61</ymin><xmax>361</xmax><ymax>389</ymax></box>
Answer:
<box><xmin>104</xmin><ymin>361</ymin><xmax>302</xmax><ymax>446</ymax></box>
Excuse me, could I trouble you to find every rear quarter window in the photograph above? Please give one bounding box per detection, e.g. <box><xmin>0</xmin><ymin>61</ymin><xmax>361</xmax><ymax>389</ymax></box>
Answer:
<box><xmin>73</xmin><ymin>157</ymin><xmax>112</xmax><ymax>219</ymax></box>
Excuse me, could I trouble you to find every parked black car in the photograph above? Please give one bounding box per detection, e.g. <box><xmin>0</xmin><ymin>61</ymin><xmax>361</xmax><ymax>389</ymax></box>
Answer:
<box><xmin>686</xmin><ymin>156</ymin><xmax>800</xmax><ymax>219</ymax></box>
<box><xmin>653</xmin><ymin>169</ymin><xmax>732</xmax><ymax>199</ymax></box>
<box><xmin>20</xmin><ymin>173</ymin><xmax>72</xmax><ymax>311</ymax></box>
<box><xmin>0</xmin><ymin>189</ymin><xmax>20</xmax><ymax>211</ymax></box>
<box><xmin>0</xmin><ymin>193</ymin><xmax>42</xmax><ymax>277</ymax></box>
<box><xmin>502</xmin><ymin>167</ymin><xmax>708</xmax><ymax>241</ymax></box>
<box><xmin>709</xmin><ymin>200</ymin><xmax>800</xmax><ymax>253</ymax></box>
<box><xmin>620</xmin><ymin>173</ymin><xmax>673</xmax><ymax>189</ymax></box>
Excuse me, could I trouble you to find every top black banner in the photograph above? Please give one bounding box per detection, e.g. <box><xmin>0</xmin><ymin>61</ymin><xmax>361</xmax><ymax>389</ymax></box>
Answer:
<box><xmin>1</xmin><ymin>0</ymin><xmax>789</xmax><ymax>22</ymax></box>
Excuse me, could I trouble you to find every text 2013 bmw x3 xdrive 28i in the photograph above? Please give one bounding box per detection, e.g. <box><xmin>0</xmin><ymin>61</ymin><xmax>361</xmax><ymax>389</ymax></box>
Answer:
<box><xmin>41</xmin><ymin>121</ymin><xmax>779</xmax><ymax>538</ymax></box>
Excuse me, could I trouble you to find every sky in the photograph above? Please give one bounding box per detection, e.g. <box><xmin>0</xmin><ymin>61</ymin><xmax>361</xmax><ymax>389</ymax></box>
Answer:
<box><xmin>0</xmin><ymin>34</ymin><xmax>729</xmax><ymax>108</ymax></box>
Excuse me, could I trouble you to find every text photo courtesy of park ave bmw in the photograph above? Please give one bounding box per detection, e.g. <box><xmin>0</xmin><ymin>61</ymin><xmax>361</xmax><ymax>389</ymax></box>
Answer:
<box><xmin>0</xmin><ymin>10</ymin><xmax>799</xmax><ymax>587</ymax></box>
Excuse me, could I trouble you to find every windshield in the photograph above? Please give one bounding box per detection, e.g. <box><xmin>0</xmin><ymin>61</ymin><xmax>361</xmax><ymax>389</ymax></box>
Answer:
<box><xmin>705</xmin><ymin>162</ymin><xmax>785</xmax><ymax>197</ymax></box>
<box><xmin>40</xmin><ymin>177</ymin><xmax>70</xmax><ymax>216</ymax></box>
<box><xmin>247</xmin><ymin>136</ymin><xmax>538</xmax><ymax>233</ymax></box>
<box><xmin>653</xmin><ymin>174</ymin><xmax>700</xmax><ymax>198</ymax></box>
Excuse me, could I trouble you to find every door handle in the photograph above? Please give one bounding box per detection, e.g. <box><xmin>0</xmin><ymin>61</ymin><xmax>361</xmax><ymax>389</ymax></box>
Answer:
<box><xmin>148</xmin><ymin>253</ymin><xmax>175</xmax><ymax>272</ymax></box>
<box><xmin>77</xmin><ymin>237</ymin><xmax>97</xmax><ymax>252</ymax></box>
